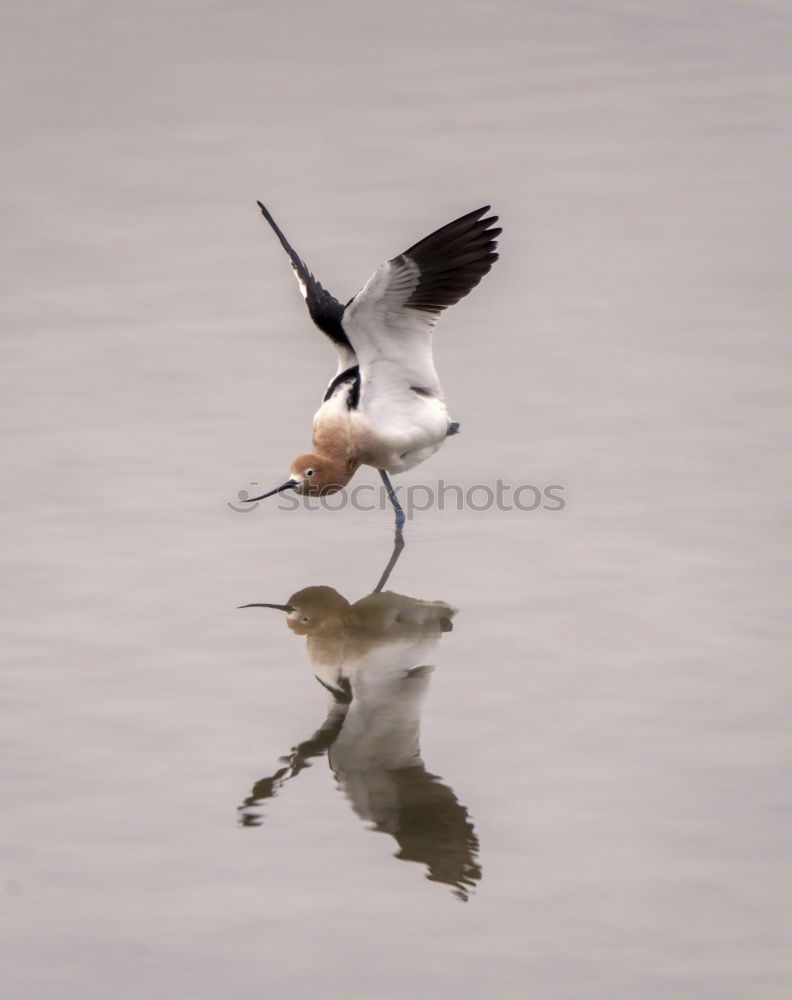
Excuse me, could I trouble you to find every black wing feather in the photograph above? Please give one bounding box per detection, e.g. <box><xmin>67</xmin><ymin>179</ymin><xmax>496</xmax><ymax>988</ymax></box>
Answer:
<box><xmin>395</xmin><ymin>206</ymin><xmax>501</xmax><ymax>314</ymax></box>
<box><xmin>256</xmin><ymin>201</ymin><xmax>353</xmax><ymax>354</ymax></box>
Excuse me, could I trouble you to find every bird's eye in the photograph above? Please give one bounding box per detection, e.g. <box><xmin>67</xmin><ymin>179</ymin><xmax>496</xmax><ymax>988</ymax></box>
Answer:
<box><xmin>305</xmin><ymin>469</ymin><xmax>314</xmax><ymax>477</ymax></box>
<box><xmin>301</xmin><ymin>616</ymin><xmax>310</xmax><ymax>624</ymax></box>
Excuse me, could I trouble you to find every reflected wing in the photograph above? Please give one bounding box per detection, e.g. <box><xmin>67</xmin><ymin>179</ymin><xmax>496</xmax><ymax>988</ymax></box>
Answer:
<box><xmin>257</xmin><ymin>202</ymin><xmax>358</xmax><ymax>372</ymax></box>
<box><xmin>389</xmin><ymin>765</ymin><xmax>482</xmax><ymax>902</ymax></box>
<box><xmin>342</xmin><ymin>207</ymin><xmax>500</xmax><ymax>393</ymax></box>
<box><xmin>237</xmin><ymin>703</ymin><xmax>348</xmax><ymax>826</ymax></box>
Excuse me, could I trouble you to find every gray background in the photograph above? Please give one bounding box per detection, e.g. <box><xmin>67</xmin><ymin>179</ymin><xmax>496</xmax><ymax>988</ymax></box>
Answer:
<box><xmin>3</xmin><ymin>1</ymin><xmax>791</xmax><ymax>997</ymax></box>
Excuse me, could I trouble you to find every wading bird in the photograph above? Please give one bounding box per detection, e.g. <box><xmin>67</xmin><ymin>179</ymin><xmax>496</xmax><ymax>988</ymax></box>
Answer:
<box><xmin>245</xmin><ymin>202</ymin><xmax>501</xmax><ymax>535</ymax></box>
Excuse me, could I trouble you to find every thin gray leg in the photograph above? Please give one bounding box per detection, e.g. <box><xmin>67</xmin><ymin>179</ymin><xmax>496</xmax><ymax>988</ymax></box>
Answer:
<box><xmin>379</xmin><ymin>469</ymin><xmax>406</xmax><ymax>534</ymax></box>
<box><xmin>373</xmin><ymin>533</ymin><xmax>405</xmax><ymax>593</ymax></box>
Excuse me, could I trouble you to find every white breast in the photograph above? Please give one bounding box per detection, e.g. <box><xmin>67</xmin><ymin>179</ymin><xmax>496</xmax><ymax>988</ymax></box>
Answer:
<box><xmin>353</xmin><ymin>390</ymin><xmax>449</xmax><ymax>473</ymax></box>
<box><xmin>313</xmin><ymin>383</ymin><xmax>449</xmax><ymax>474</ymax></box>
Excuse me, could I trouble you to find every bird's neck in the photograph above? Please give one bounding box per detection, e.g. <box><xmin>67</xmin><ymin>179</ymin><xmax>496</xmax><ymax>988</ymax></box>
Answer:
<box><xmin>312</xmin><ymin>413</ymin><xmax>362</xmax><ymax>485</ymax></box>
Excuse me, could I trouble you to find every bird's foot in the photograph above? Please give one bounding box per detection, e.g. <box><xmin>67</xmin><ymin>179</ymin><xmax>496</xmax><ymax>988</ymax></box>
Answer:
<box><xmin>447</xmin><ymin>421</ymin><xmax>461</xmax><ymax>436</ymax></box>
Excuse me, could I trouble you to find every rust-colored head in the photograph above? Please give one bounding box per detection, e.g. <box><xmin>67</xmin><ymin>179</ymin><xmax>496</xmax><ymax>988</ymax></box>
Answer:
<box><xmin>283</xmin><ymin>586</ymin><xmax>351</xmax><ymax>634</ymax></box>
<box><xmin>238</xmin><ymin>586</ymin><xmax>350</xmax><ymax>636</ymax></box>
<box><xmin>287</xmin><ymin>453</ymin><xmax>357</xmax><ymax>495</ymax></box>
<box><xmin>243</xmin><ymin>452</ymin><xmax>359</xmax><ymax>504</ymax></box>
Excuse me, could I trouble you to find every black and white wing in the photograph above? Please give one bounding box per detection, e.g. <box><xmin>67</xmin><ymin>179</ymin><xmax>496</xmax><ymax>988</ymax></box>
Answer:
<box><xmin>341</xmin><ymin>206</ymin><xmax>500</xmax><ymax>396</ymax></box>
<box><xmin>257</xmin><ymin>202</ymin><xmax>358</xmax><ymax>373</ymax></box>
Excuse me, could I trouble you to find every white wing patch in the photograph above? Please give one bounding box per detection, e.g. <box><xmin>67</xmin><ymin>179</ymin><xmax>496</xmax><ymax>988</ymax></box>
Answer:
<box><xmin>342</xmin><ymin>258</ymin><xmax>441</xmax><ymax>397</ymax></box>
<box><xmin>292</xmin><ymin>268</ymin><xmax>308</xmax><ymax>300</ymax></box>
<box><xmin>337</xmin><ymin>206</ymin><xmax>498</xmax><ymax>444</ymax></box>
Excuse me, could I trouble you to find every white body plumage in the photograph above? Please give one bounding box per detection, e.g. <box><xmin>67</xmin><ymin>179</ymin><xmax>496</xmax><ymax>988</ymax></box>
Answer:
<box><xmin>246</xmin><ymin>203</ymin><xmax>500</xmax><ymax>529</ymax></box>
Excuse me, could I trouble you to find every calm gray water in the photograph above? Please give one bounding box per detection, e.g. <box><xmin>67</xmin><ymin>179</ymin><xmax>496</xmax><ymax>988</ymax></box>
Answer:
<box><xmin>3</xmin><ymin>1</ymin><xmax>791</xmax><ymax>997</ymax></box>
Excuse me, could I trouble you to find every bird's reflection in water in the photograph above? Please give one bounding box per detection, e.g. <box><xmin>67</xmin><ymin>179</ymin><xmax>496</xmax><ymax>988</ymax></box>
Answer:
<box><xmin>239</xmin><ymin>543</ymin><xmax>481</xmax><ymax>901</ymax></box>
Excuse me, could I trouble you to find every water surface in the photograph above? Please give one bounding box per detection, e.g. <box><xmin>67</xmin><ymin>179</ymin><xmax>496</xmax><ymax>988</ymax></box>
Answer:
<box><xmin>3</xmin><ymin>1</ymin><xmax>791</xmax><ymax>997</ymax></box>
